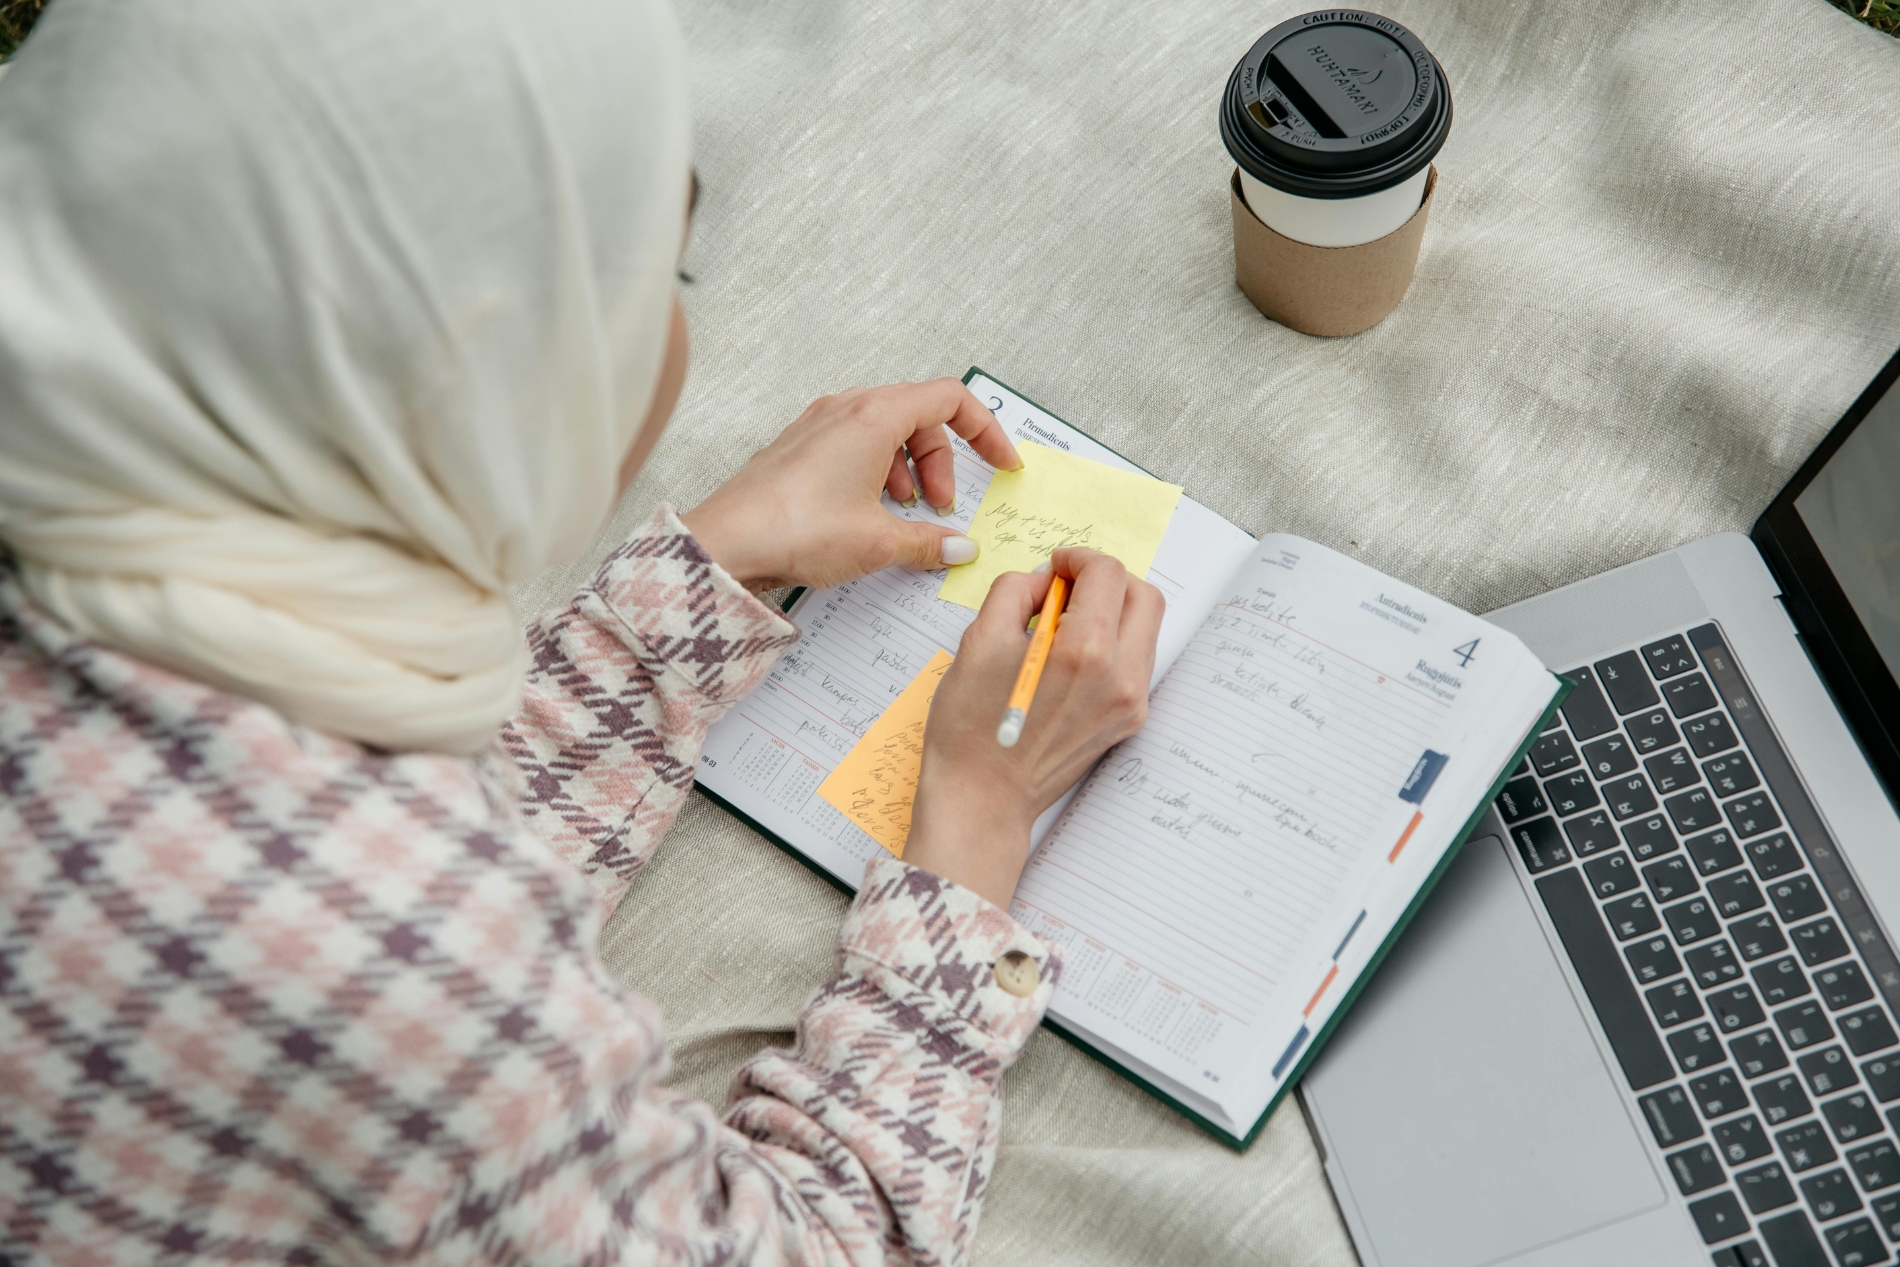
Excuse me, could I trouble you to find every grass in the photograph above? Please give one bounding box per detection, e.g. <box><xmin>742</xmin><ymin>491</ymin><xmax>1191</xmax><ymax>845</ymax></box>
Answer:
<box><xmin>0</xmin><ymin>0</ymin><xmax>1894</xmax><ymax>59</ymax></box>
<box><xmin>1</xmin><ymin>0</ymin><xmax>40</xmax><ymax>60</ymax></box>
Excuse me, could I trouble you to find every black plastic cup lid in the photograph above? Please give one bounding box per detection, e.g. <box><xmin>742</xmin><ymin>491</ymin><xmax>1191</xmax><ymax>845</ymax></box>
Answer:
<box><xmin>1220</xmin><ymin>11</ymin><xmax>1452</xmax><ymax>200</ymax></box>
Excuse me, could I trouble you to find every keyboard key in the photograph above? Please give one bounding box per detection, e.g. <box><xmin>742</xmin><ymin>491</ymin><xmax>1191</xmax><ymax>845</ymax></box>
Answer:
<box><xmin>1754</xmin><ymin>957</ymin><xmax>1811</xmax><ymax>1007</ymax></box>
<box><xmin>1778</xmin><ymin>1001</ymin><xmax>1835</xmax><ymax>1050</ymax></box>
<box><xmin>1646</xmin><ymin>746</ymin><xmax>1698</xmax><ymax>794</ymax></box>
<box><xmin>1799</xmin><ymin>1046</ymin><xmax>1859</xmax><ymax>1097</ymax></box>
<box><xmin>1667</xmin><ymin>674</ymin><xmax>1720</xmax><ymax>718</ymax></box>
<box><xmin>1668</xmin><ymin>788</ymin><xmax>1724</xmax><ymax>836</ymax></box>
<box><xmin>1686</xmin><ymin>712</ymin><xmax>1741</xmax><ymax>758</ymax></box>
<box><xmin>1759</xmin><ymin>1210</ymin><xmax>1827</xmax><ymax>1267</ymax></box>
<box><xmin>1634</xmin><ymin>1078</ymin><xmax>1710</xmax><ymax>1147</ymax></box>
<box><xmin>1666</xmin><ymin>896</ymin><xmax>1724</xmax><ymax>946</ymax></box>
<box><xmin>1649</xmin><ymin>978</ymin><xmax>1707</xmax><ymax>1028</ymax></box>
<box><xmin>1704</xmin><ymin>752</ymin><xmax>1761</xmax><ymax>798</ymax></box>
<box><xmin>1800</xmin><ymin>1167</ymin><xmax>1863</xmax><ymax>1219</ymax></box>
<box><xmin>1645</xmin><ymin>855</ymin><xmax>1700</xmax><ymax>903</ymax></box>
<box><xmin>1715</xmin><ymin>1113</ymin><xmax>1774</xmax><ymax>1164</ymax></box>
<box><xmin>1708</xmin><ymin>872</ymin><xmax>1767</xmax><ymax>919</ymax></box>
<box><xmin>1746</xmin><ymin>833</ymin><xmax>1803</xmax><ymax>880</ymax></box>
<box><xmin>1606</xmin><ymin>775</ymin><xmax>1659</xmax><ymax>820</ymax></box>
<box><xmin>1690</xmin><ymin>940</ymin><xmax>1744</xmax><ymax>987</ymax></box>
<box><xmin>1543</xmin><ymin>770</ymin><xmax>1599</xmax><ymax>817</ymax></box>
<box><xmin>1583</xmin><ymin>733</ymin><xmax>1637</xmax><ymax>780</ymax></box>
<box><xmin>1711</xmin><ymin>985</ymin><xmax>1768</xmax><ymax>1034</ymax></box>
<box><xmin>1712</xmin><ymin>1239</ymin><xmax>1770</xmax><ymax>1267</ymax></box>
<box><xmin>1732</xmin><ymin>1028</ymin><xmax>1790</xmax><ymax>1078</ymax></box>
<box><xmin>1694</xmin><ymin>1069</ymin><xmax>1751</xmax><ymax>1118</ymax></box>
<box><xmin>1824</xmin><ymin>1092</ymin><xmax>1885</xmax><ymax>1143</ymax></box>
<box><xmin>1688</xmin><ymin>1190</ymin><xmax>1750</xmax><ymax>1245</ymax></box>
<box><xmin>1822</xmin><ymin>1218</ymin><xmax>1888</xmax><ymax>1267</ymax></box>
<box><xmin>1627</xmin><ymin>935</ymin><xmax>1684</xmax><ymax>985</ymax></box>
<box><xmin>1848</xmin><ymin>1141</ymin><xmax>1900</xmax><ymax>1193</ymax></box>
<box><xmin>1560</xmin><ymin>667</ymin><xmax>1619</xmax><ymax>741</ymax></box>
<box><xmin>1739</xmin><ymin>1160</ymin><xmax>1799</xmax><ymax>1213</ymax></box>
<box><xmin>1606</xmin><ymin>892</ymin><xmax>1663</xmax><ymax>940</ymax></box>
<box><xmin>1863</xmin><ymin>1056</ymin><xmax>1900</xmax><ymax>1103</ymax></box>
<box><xmin>1565</xmin><ymin>810</ymin><xmax>1620</xmax><ymax>857</ymax></box>
<box><xmin>1623</xmin><ymin>814</ymin><xmax>1679</xmax><ymax>860</ymax></box>
<box><xmin>1534</xmin><ymin>869</ymin><xmax>1675</xmax><ymax>1090</ymax></box>
<box><xmin>1586</xmin><ymin>851</ymin><xmax>1639</xmax><ymax>897</ymax></box>
<box><xmin>1725</xmin><ymin>792</ymin><xmax>1783</xmax><ymax>839</ymax></box>
<box><xmin>1841</xmin><ymin>1008</ymin><xmax>1899</xmax><ymax>1057</ymax></box>
<box><xmin>1689</xmin><ymin>827</ymin><xmax>1746</xmax><ymax>876</ymax></box>
<box><xmin>1732</xmin><ymin>914</ymin><xmax>1790</xmax><ymax>962</ymax></box>
<box><xmin>1511</xmin><ymin>817</ymin><xmax>1571</xmax><ymax>873</ymax></box>
<box><xmin>1771</xmin><ymin>877</ymin><xmax>1828</xmax><ymax>923</ymax></box>
<box><xmin>1498</xmin><ymin>776</ymin><xmax>1546</xmax><ymax>823</ymax></box>
<box><xmin>1596</xmin><ymin>650</ymin><xmax>1660</xmax><ymax>713</ymax></box>
<box><xmin>1670</xmin><ymin>1142</ymin><xmax>1728</xmax><ymax>1194</ymax></box>
<box><xmin>1780</xmin><ymin>1120</ymin><xmax>1838</xmax><ymax>1171</ymax></box>
<box><xmin>1876</xmin><ymin>1194</ymin><xmax>1900</xmax><ymax>1241</ymax></box>
<box><xmin>1755</xmin><ymin>1073</ymin><xmax>1813</xmax><ymax>1126</ymax></box>
<box><xmin>1530</xmin><ymin>729</ymin><xmax>1581</xmax><ymax>776</ymax></box>
<box><xmin>1818</xmin><ymin>964</ymin><xmax>1876</xmax><ymax>1012</ymax></box>
<box><xmin>1627</xmin><ymin>707</ymin><xmax>1681</xmax><ymax>754</ymax></box>
<box><xmin>1640</xmin><ymin>1084</ymin><xmax>1705</xmax><ymax>1147</ymax></box>
<box><xmin>1644</xmin><ymin>635</ymin><xmax>1700</xmax><ymax>680</ymax></box>
<box><xmin>1673</xmin><ymin>1023</ymin><xmax>1728</xmax><ymax>1074</ymax></box>
<box><xmin>1794</xmin><ymin>919</ymin><xmax>1852</xmax><ymax>967</ymax></box>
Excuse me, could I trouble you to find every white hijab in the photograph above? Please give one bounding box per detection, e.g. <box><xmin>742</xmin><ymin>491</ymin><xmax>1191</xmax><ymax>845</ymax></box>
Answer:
<box><xmin>0</xmin><ymin>0</ymin><xmax>690</xmax><ymax>753</ymax></box>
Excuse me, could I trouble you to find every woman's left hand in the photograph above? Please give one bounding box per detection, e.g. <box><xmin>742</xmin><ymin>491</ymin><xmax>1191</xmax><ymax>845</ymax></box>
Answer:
<box><xmin>679</xmin><ymin>379</ymin><xmax>1020</xmax><ymax>591</ymax></box>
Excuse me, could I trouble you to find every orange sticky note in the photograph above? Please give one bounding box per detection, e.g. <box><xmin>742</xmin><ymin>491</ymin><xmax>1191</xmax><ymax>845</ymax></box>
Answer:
<box><xmin>817</xmin><ymin>649</ymin><xmax>955</xmax><ymax>857</ymax></box>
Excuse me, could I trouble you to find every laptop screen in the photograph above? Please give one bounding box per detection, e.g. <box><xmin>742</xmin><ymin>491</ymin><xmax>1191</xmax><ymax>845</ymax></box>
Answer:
<box><xmin>1755</xmin><ymin>346</ymin><xmax>1900</xmax><ymax>802</ymax></box>
<box><xmin>1794</xmin><ymin>376</ymin><xmax>1900</xmax><ymax>683</ymax></box>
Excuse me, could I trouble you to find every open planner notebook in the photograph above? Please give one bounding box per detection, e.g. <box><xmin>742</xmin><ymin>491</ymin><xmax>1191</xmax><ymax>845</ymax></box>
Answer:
<box><xmin>697</xmin><ymin>370</ymin><xmax>1566</xmax><ymax>1147</ymax></box>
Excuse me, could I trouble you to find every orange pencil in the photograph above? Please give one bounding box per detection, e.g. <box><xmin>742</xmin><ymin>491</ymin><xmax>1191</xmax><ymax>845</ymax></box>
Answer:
<box><xmin>996</xmin><ymin>572</ymin><xmax>1068</xmax><ymax>748</ymax></box>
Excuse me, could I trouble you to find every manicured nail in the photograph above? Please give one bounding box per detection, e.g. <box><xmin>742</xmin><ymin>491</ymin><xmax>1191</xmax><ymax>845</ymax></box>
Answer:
<box><xmin>900</xmin><ymin>492</ymin><xmax>918</xmax><ymax>508</ymax></box>
<box><xmin>940</xmin><ymin>535</ymin><xmax>978</xmax><ymax>566</ymax></box>
<box><xmin>933</xmin><ymin>498</ymin><xmax>958</xmax><ymax>517</ymax></box>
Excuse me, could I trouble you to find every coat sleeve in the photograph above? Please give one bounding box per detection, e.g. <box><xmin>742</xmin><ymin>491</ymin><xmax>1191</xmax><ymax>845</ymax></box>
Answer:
<box><xmin>492</xmin><ymin>505</ymin><xmax>1062</xmax><ymax>1265</ymax></box>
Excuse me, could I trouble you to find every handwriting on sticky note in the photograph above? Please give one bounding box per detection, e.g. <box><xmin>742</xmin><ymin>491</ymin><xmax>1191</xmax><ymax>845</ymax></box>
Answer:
<box><xmin>817</xmin><ymin>649</ymin><xmax>955</xmax><ymax>856</ymax></box>
<box><xmin>937</xmin><ymin>442</ymin><xmax>1183</xmax><ymax>611</ymax></box>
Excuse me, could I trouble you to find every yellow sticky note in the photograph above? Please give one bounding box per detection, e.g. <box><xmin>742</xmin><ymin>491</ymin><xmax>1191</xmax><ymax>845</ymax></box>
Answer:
<box><xmin>817</xmin><ymin>649</ymin><xmax>955</xmax><ymax>857</ymax></box>
<box><xmin>937</xmin><ymin>442</ymin><xmax>1183</xmax><ymax>611</ymax></box>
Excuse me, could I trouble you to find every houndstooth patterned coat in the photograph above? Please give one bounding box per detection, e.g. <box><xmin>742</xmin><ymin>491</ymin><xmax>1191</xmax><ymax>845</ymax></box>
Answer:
<box><xmin>0</xmin><ymin>508</ymin><xmax>1060</xmax><ymax>1266</ymax></box>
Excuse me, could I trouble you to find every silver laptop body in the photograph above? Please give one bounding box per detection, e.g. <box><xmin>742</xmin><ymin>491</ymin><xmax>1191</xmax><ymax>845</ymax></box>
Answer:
<box><xmin>1302</xmin><ymin>350</ymin><xmax>1900</xmax><ymax>1267</ymax></box>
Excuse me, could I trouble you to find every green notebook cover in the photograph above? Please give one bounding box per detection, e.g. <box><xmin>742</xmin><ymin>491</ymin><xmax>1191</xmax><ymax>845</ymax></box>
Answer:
<box><xmin>694</xmin><ymin>366</ymin><xmax>1574</xmax><ymax>1150</ymax></box>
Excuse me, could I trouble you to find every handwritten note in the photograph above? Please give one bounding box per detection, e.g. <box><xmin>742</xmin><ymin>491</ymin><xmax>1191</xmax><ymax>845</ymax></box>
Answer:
<box><xmin>816</xmin><ymin>649</ymin><xmax>955</xmax><ymax>856</ymax></box>
<box><xmin>938</xmin><ymin>442</ymin><xmax>1183</xmax><ymax>610</ymax></box>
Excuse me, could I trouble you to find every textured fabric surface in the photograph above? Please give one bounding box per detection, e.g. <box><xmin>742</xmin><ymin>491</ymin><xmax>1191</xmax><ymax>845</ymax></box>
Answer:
<box><xmin>0</xmin><ymin>509</ymin><xmax>1059</xmax><ymax>1265</ymax></box>
<box><xmin>520</xmin><ymin>0</ymin><xmax>1900</xmax><ymax>1262</ymax></box>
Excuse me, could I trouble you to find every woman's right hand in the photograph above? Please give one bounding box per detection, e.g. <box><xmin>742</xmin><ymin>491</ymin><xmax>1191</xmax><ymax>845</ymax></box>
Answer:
<box><xmin>903</xmin><ymin>548</ymin><xmax>1165</xmax><ymax>910</ymax></box>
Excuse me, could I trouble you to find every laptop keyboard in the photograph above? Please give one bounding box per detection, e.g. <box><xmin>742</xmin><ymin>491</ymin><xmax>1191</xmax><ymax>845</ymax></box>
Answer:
<box><xmin>1501</xmin><ymin>623</ymin><xmax>1900</xmax><ymax>1267</ymax></box>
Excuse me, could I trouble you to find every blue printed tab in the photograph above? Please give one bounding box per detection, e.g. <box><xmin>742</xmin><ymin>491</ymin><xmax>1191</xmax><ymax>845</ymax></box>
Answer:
<box><xmin>1399</xmin><ymin>750</ymin><xmax>1449</xmax><ymax>804</ymax></box>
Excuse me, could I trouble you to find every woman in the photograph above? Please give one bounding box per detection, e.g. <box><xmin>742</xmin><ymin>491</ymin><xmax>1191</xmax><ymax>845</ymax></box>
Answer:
<box><xmin>0</xmin><ymin>0</ymin><xmax>1163</xmax><ymax>1263</ymax></box>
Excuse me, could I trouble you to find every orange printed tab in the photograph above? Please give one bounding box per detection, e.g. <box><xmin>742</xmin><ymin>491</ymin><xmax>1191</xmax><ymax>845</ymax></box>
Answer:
<box><xmin>817</xmin><ymin>650</ymin><xmax>955</xmax><ymax>857</ymax></box>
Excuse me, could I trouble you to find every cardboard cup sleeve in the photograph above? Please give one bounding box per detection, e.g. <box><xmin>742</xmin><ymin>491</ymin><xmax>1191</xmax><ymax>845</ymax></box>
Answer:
<box><xmin>1230</xmin><ymin>165</ymin><xmax>1437</xmax><ymax>338</ymax></box>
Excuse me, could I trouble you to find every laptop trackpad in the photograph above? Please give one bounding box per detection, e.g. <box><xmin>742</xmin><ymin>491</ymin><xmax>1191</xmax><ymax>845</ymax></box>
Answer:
<box><xmin>1304</xmin><ymin>835</ymin><xmax>1668</xmax><ymax>1267</ymax></box>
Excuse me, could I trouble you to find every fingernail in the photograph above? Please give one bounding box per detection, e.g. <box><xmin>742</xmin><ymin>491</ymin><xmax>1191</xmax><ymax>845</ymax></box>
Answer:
<box><xmin>940</xmin><ymin>535</ymin><xmax>978</xmax><ymax>566</ymax></box>
<box><xmin>933</xmin><ymin>498</ymin><xmax>958</xmax><ymax>517</ymax></box>
<box><xmin>900</xmin><ymin>493</ymin><xmax>918</xmax><ymax>508</ymax></box>
<box><xmin>1031</xmin><ymin>560</ymin><xmax>1051</xmax><ymax>574</ymax></box>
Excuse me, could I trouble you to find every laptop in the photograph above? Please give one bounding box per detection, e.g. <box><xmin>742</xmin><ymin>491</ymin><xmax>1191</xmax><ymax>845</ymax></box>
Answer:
<box><xmin>1302</xmin><ymin>345</ymin><xmax>1900</xmax><ymax>1267</ymax></box>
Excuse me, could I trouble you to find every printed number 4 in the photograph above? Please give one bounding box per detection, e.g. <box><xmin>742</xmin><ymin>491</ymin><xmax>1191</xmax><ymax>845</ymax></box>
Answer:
<box><xmin>1453</xmin><ymin>639</ymin><xmax>1480</xmax><ymax>668</ymax></box>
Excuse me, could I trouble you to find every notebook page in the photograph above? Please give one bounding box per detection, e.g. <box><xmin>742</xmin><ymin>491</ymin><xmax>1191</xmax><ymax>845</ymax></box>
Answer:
<box><xmin>1011</xmin><ymin>535</ymin><xmax>1552</xmax><ymax>1128</ymax></box>
<box><xmin>696</xmin><ymin>374</ymin><xmax>1256</xmax><ymax>890</ymax></box>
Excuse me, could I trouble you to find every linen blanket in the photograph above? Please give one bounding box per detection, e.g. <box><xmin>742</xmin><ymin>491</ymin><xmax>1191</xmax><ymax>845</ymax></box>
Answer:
<box><xmin>515</xmin><ymin>0</ymin><xmax>1900</xmax><ymax>1260</ymax></box>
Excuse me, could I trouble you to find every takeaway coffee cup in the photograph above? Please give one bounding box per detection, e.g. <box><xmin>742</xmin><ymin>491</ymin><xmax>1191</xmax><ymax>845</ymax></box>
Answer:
<box><xmin>1219</xmin><ymin>11</ymin><xmax>1453</xmax><ymax>335</ymax></box>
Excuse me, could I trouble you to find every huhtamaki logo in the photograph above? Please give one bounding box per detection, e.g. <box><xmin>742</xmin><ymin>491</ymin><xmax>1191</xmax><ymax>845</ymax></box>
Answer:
<box><xmin>1306</xmin><ymin>42</ymin><xmax>1385</xmax><ymax>116</ymax></box>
